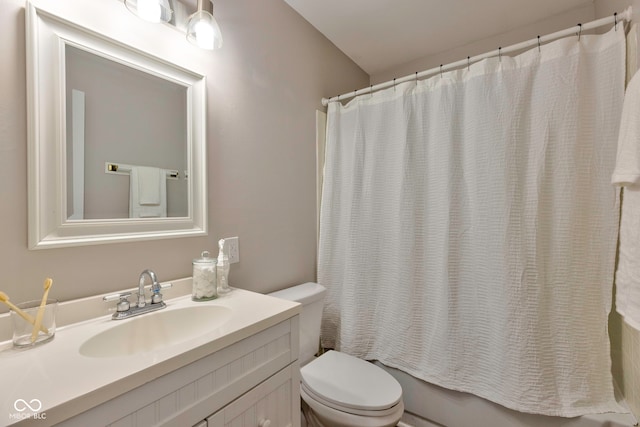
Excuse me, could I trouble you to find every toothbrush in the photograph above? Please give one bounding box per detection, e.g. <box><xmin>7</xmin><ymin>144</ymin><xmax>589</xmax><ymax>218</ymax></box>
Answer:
<box><xmin>31</xmin><ymin>278</ymin><xmax>53</xmax><ymax>343</ymax></box>
<box><xmin>0</xmin><ymin>292</ymin><xmax>49</xmax><ymax>334</ymax></box>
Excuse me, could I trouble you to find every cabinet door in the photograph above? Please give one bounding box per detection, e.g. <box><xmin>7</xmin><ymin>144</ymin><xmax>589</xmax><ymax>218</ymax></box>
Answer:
<box><xmin>208</xmin><ymin>364</ymin><xmax>299</xmax><ymax>427</ymax></box>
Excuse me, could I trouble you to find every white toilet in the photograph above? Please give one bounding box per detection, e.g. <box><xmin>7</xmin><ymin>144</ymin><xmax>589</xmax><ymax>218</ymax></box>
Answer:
<box><xmin>269</xmin><ymin>282</ymin><xmax>404</xmax><ymax>427</ymax></box>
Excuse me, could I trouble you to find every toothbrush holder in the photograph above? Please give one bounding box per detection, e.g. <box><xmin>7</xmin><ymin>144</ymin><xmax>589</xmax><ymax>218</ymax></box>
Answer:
<box><xmin>10</xmin><ymin>299</ymin><xmax>58</xmax><ymax>348</ymax></box>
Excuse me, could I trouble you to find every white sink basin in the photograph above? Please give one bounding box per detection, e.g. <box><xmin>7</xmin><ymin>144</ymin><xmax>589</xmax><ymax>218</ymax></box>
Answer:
<box><xmin>79</xmin><ymin>305</ymin><xmax>232</xmax><ymax>358</ymax></box>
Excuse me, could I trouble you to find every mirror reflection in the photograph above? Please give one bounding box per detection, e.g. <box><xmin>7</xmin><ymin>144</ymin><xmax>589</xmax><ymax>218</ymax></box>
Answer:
<box><xmin>65</xmin><ymin>45</ymin><xmax>189</xmax><ymax>220</ymax></box>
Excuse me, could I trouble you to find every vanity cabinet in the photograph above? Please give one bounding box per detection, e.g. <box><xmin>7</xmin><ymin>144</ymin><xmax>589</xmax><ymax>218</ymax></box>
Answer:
<box><xmin>60</xmin><ymin>316</ymin><xmax>300</xmax><ymax>427</ymax></box>
<box><xmin>205</xmin><ymin>363</ymin><xmax>298</xmax><ymax>427</ymax></box>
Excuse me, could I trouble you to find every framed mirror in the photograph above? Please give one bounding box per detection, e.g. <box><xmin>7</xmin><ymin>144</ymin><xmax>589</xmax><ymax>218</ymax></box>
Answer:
<box><xmin>26</xmin><ymin>0</ymin><xmax>208</xmax><ymax>249</ymax></box>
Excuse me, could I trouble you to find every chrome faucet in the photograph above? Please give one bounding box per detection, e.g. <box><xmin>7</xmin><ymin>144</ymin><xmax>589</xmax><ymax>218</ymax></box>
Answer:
<box><xmin>103</xmin><ymin>269</ymin><xmax>172</xmax><ymax>320</ymax></box>
<box><xmin>137</xmin><ymin>269</ymin><xmax>159</xmax><ymax>308</ymax></box>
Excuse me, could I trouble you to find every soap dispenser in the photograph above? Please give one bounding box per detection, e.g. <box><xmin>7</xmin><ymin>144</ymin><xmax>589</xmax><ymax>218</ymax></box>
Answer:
<box><xmin>217</xmin><ymin>239</ymin><xmax>231</xmax><ymax>295</ymax></box>
<box><xmin>192</xmin><ymin>250</ymin><xmax>217</xmax><ymax>301</ymax></box>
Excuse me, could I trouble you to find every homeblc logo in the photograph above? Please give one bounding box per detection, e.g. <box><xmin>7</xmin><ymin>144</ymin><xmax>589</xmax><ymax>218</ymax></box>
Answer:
<box><xmin>9</xmin><ymin>398</ymin><xmax>46</xmax><ymax>421</ymax></box>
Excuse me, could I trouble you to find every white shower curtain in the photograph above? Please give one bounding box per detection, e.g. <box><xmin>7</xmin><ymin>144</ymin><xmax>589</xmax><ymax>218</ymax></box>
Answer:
<box><xmin>319</xmin><ymin>26</ymin><xmax>626</xmax><ymax>417</ymax></box>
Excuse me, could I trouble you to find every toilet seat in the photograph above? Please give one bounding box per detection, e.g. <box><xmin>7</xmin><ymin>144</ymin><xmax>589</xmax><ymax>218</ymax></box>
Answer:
<box><xmin>301</xmin><ymin>382</ymin><xmax>402</xmax><ymax>417</ymax></box>
<box><xmin>300</xmin><ymin>351</ymin><xmax>403</xmax><ymax>417</ymax></box>
<box><xmin>301</xmin><ymin>386</ymin><xmax>405</xmax><ymax>427</ymax></box>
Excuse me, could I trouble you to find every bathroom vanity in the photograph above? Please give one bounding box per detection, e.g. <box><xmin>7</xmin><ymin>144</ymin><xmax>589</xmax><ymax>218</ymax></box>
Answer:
<box><xmin>0</xmin><ymin>281</ymin><xmax>300</xmax><ymax>427</ymax></box>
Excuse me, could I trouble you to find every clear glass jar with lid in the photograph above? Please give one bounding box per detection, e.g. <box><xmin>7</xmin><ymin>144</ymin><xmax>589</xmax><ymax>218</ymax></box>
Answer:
<box><xmin>192</xmin><ymin>250</ymin><xmax>217</xmax><ymax>301</ymax></box>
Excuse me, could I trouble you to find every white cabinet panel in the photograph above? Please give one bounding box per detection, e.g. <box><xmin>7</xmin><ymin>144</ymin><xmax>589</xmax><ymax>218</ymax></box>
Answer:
<box><xmin>207</xmin><ymin>364</ymin><xmax>299</xmax><ymax>427</ymax></box>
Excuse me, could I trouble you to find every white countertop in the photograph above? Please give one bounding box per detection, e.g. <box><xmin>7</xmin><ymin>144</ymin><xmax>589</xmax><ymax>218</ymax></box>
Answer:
<box><xmin>0</xmin><ymin>285</ymin><xmax>299</xmax><ymax>426</ymax></box>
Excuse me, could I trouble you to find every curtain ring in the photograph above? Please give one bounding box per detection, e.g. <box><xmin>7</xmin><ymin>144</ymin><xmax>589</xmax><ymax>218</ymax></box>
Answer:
<box><xmin>393</xmin><ymin>78</ymin><xmax>396</xmax><ymax>91</ymax></box>
<box><xmin>440</xmin><ymin>64</ymin><xmax>443</xmax><ymax>78</ymax></box>
<box><xmin>615</xmin><ymin>12</ymin><xmax>618</xmax><ymax>31</ymax></box>
<box><xmin>415</xmin><ymin>71</ymin><xmax>418</xmax><ymax>85</ymax></box>
<box><xmin>498</xmin><ymin>47</ymin><xmax>502</xmax><ymax>62</ymax></box>
<box><xmin>537</xmin><ymin>35</ymin><xmax>541</xmax><ymax>52</ymax></box>
<box><xmin>577</xmin><ymin>23</ymin><xmax>582</xmax><ymax>41</ymax></box>
<box><xmin>370</xmin><ymin>85</ymin><xmax>373</xmax><ymax>98</ymax></box>
<box><xmin>467</xmin><ymin>56</ymin><xmax>470</xmax><ymax>71</ymax></box>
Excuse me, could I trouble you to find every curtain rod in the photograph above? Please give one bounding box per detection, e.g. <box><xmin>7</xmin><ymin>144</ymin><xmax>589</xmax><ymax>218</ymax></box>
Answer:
<box><xmin>322</xmin><ymin>7</ymin><xmax>633</xmax><ymax>106</ymax></box>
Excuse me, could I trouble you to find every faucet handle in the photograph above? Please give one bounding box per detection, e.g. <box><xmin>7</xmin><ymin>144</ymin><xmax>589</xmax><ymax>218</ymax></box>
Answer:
<box><xmin>150</xmin><ymin>283</ymin><xmax>172</xmax><ymax>304</ymax></box>
<box><xmin>103</xmin><ymin>292</ymin><xmax>132</xmax><ymax>312</ymax></box>
<box><xmin>145</xmin><ymin>283</ymin><xmax>173</xmax><ymax>291</ymax></box>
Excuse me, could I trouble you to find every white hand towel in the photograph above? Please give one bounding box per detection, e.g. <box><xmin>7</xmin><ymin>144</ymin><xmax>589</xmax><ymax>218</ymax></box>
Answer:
<box><xmin>612</xmin><ymin>68</ymin><xmax>640</xmax><ymax>331</ymax></box>
<box><xmin>129</xmin><ymin>166</ymin><xmax>167</xmax><ymax>218</ymax></box>
<box><xmin>137</xmin><ymin>166</ymin><xmax>161</xmax><ymax>205</ymax></box>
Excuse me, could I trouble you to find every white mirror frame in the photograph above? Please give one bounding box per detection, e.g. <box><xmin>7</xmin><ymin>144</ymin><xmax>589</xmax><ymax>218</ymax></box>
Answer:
<box><xmin>26</xmin><ymin>0</ymin><xmax>208</xmax><ymax>249</ymax></box>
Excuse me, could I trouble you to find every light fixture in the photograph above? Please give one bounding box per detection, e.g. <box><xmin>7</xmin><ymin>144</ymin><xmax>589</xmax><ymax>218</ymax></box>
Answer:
<box><xmin>124</xmin><ymin>0</ymin><xmax>173</xmax><ymax>24</ymax></box>
<box><xmin>186</xmin><ymin>0</ymin><xmax>223</xmax><ymax>50</ymax></box>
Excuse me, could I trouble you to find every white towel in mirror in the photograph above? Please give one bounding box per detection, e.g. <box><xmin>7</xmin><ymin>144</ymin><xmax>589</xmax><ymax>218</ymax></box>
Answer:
<box><xmin>129</xmin><ymin>166</ymin><xmax>167</xmax><ymax>218</ymax></box>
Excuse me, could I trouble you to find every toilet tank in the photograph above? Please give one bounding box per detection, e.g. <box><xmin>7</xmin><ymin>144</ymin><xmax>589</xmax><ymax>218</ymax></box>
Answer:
<box><xmin>268</xmin><ymin>282</ymin><xmax>326</xmax><ymax>366</ymax></box>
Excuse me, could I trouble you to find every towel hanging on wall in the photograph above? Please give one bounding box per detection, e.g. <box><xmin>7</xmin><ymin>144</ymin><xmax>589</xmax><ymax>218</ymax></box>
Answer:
<box><xmin>612</xmin><ymin>58</ymin><xmax>640</xmax><ymax>331</ymax></box>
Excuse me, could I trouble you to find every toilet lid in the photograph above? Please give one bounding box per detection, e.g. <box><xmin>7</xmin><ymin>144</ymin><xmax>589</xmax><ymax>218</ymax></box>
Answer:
<box><xmin>300</xmin><ymin>351</ymin><xmax>402</xmax><ymax>412</ymax></box>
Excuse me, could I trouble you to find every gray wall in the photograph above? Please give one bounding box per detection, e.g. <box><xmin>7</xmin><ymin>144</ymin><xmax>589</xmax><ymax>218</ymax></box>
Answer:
<box><xmin>0</xmin><ymin>0</ymin><xmax>368</xmax><ymax>305</ymax></box>
<box><xmin>370</xmin><ymin>4</ymin><xmax>597</xmax><ymax>84</ymax></box>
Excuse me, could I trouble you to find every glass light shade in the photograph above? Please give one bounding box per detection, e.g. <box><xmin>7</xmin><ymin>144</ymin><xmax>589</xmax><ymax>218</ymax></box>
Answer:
<box><xmin>187</xmin><ymin>10</ymin><xmax>223</xmax><ymax>50</ymax></box>
<box><xmin>125</xmin><ymin>0</ymin><xmax>173</xmax><ymax>23</ymax></box>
